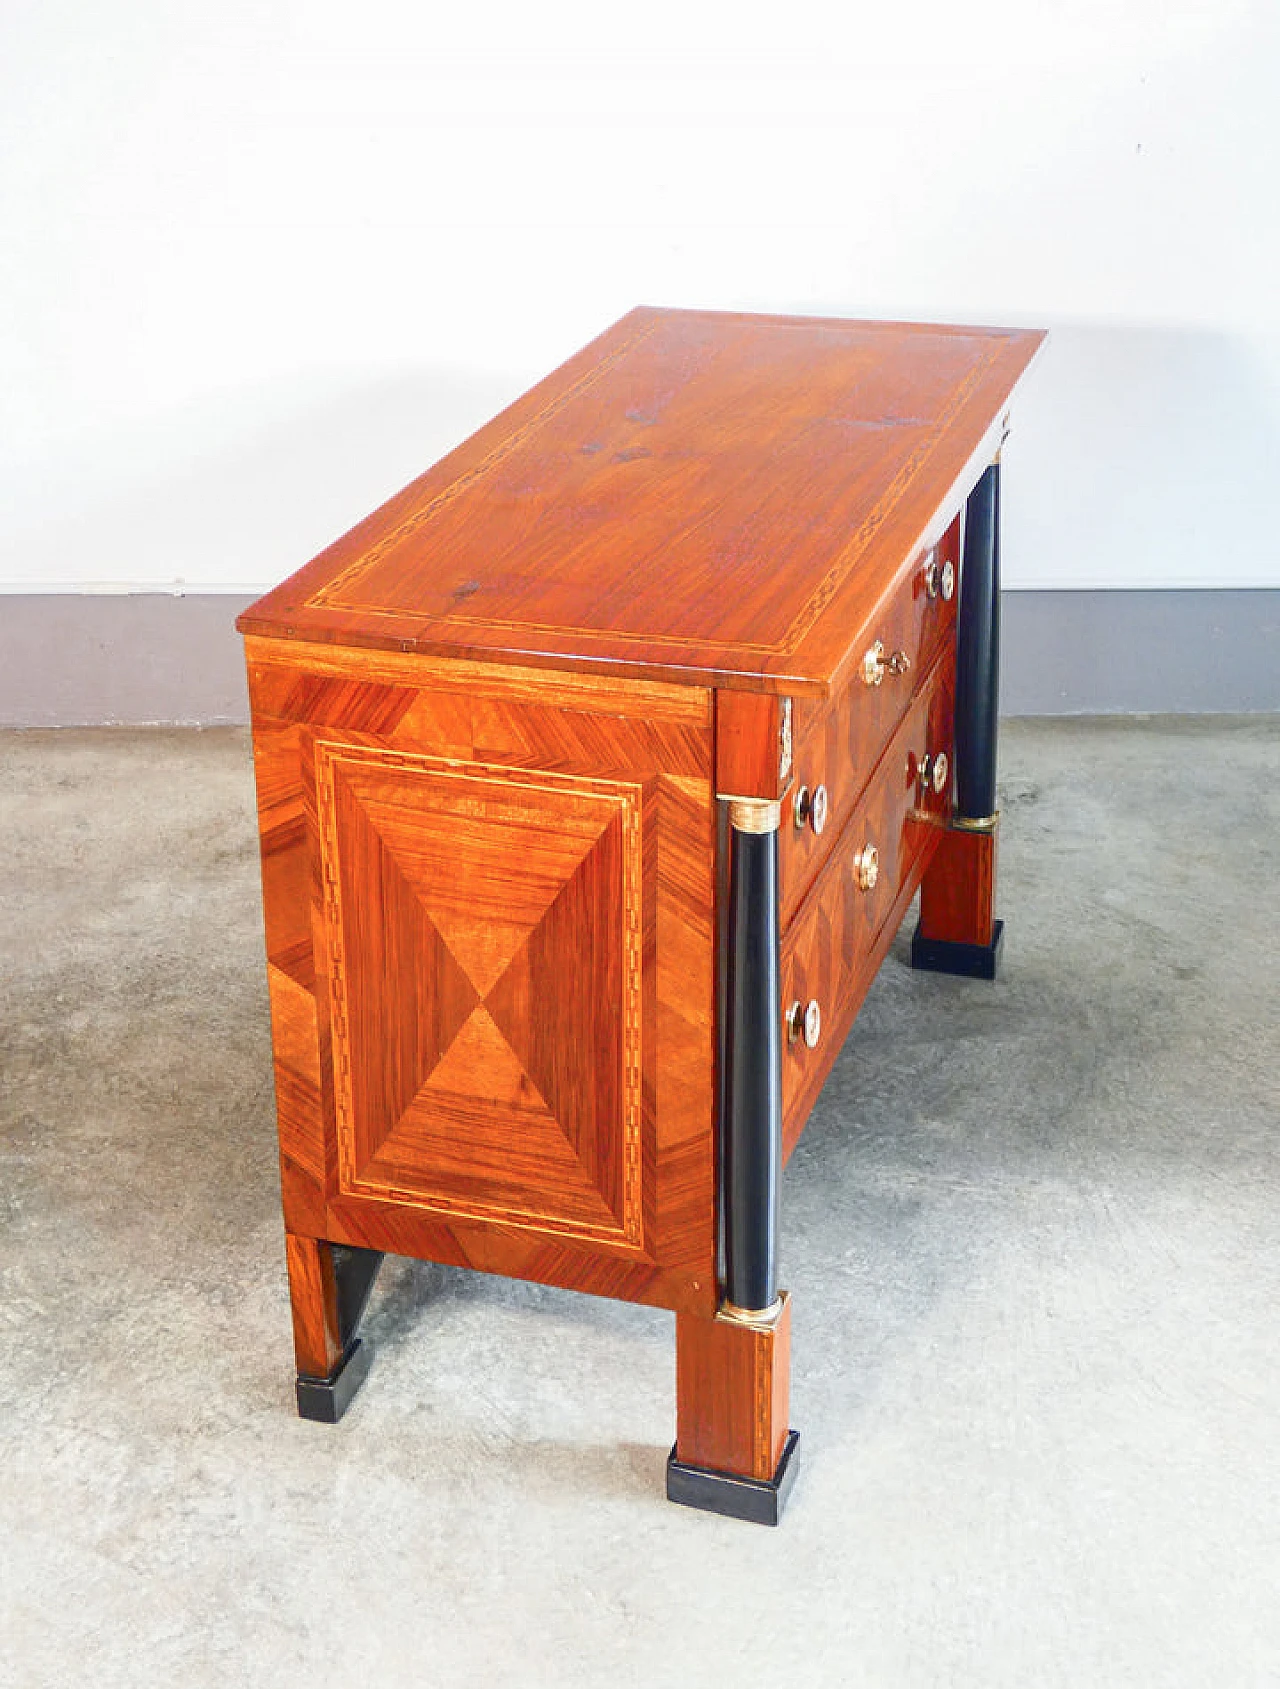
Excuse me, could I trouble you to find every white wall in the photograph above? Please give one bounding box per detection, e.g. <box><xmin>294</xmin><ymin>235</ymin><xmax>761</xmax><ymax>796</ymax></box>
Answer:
<box><xmin>3</xmin><ymin>0</ymin><xmax>1277</xmax><ymax>594</ymax></box>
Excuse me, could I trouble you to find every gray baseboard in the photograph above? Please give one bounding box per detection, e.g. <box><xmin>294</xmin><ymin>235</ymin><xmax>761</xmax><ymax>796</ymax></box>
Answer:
<box><xmin>0</xmin><ymin>590</ymin><xmax>1277</xmax><ymax>727</ymax></box>
<box><xmin>0</xmin><ymin>594</ymin><xmax>258</xmax><ymax>729</ymax></box>
<box><xmin>1000</xmin><ymin>589</ymin><xmax>1280</xmax><ymax>715</ymax></box>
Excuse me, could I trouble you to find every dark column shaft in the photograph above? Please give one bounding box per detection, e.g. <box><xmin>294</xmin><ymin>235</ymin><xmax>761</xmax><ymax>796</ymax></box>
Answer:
<box><xmin>723</xmin><ymin>820</ymin><xmax>781</xmax><ymax>1312</ymax></box>
<box><xmin>955</xmin><ymin>461</ymin><xmax>1001</xmax><ymax>821</ymax></box>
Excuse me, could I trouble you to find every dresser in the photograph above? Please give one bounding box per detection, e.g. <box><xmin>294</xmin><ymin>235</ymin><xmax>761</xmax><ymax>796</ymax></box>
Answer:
<box><xmin>238</xmin><ymin>307</ymin><xmax>1045</xmax><ymax>1524</ymax></box>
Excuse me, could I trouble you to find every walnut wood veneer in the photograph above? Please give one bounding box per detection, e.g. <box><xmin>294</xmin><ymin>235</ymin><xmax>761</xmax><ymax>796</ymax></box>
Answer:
<box><xmin>239</xmin><ymin>307</ymin><xmax>1045</xmax><ymax>1523</ymax></box>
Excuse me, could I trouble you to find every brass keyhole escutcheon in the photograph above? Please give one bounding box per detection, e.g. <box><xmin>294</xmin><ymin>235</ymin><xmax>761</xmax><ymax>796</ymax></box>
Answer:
<box><xmin>862</xmin><ymin>641</ymin><xmax>910</xmax><ymax>687</ymax></box>
<box><xmin>852</xmin><ymin>842</ymin><xmax>879</xmax><ymax>891</ymax></box>
<box><xmin>788</xmin><ymin>999</ymin><xmax>822</xmax><ymax>1049</ymax></box>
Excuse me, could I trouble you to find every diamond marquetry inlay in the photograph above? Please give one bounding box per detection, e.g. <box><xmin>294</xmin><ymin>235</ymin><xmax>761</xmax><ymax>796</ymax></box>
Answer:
<box><xmin>314</xmin><ymin>741</ymin><xmax>644</xmax><ymax>1249</ymax></box>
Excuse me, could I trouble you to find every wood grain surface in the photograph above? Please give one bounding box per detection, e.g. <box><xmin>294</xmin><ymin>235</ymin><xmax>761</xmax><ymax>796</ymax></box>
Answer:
<box><xmin>715</xmin><ymin>690</ymin><xmax>789</xmax><ymax>799</ymax></box>
<box><xmin>238</xmin><ymin>309</ymin><xmax>1044</xmax><ymax>697</ymax></box>
<box><xmin>283</xmin><ymin>1233</ymin><xmax>344</xmax><ymax>1378</ymax></box>
<box><xmin>918</xmin><ymin>820</ymin><xmax>999</xmax><ymax>948</ymax></box>
<box><xmin>779</xmin><ymin>510</ymin><xmax>961</xmax><ymax>923</ymax></box>
<box><xmin>246</xmin><ymin>646</ymin><xmax>719</xmax><ymax>1316</ymax></box>
<box><xmin>781</xmin><ymin>657</ymin><xmax>955</xmax><ymax>1157</ymax></box>
<box><xmin>675</xmin><ymin>1295</ymin><xmax>792</xmax><ymax>1481</ymax></box>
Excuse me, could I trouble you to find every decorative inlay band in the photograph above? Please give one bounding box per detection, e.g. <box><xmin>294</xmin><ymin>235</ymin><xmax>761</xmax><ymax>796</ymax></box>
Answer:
<box><xmin>305</xmin><ymin>336</ymin><xmax>1004</xmax><ymax>661</ymax></box>
<box><xmin>307</xmin><ymin>316</ymin><xmax>659</xmax><ymax>613</ymax></box>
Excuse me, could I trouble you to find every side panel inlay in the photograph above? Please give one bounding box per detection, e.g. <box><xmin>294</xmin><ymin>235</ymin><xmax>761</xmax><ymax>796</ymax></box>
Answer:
<box><xmin>313</xmin><ymin>742</ymin><xmax>644</xmax><ymax>1249</ymax></box>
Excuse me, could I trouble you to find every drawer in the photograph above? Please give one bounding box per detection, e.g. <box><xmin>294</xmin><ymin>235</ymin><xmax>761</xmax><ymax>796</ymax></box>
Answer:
<box><xmin>780</xmin><ymin>659</ymin><xmax>954</xmax><ymax>1154</ymax></box>
<box><xmin>779</xmin><ymin>512</ymin><xmax>959</xmax><ymax>925</ymax></box>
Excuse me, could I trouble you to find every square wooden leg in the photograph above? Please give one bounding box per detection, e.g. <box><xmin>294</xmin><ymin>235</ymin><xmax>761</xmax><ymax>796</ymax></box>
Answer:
<box><xmin>668</xmin><ymin>1292</ymin><xmax>798</xmax><ymax>1524</ymax></box>
<box><xmin>912</xmin><ymin>820</ymin><xmax>1003</xmax><ymax>979</ymax></box>
<box><xmin>284</xmin><ymin>1233</ymin><xmax>383</xmax><ymax>1423</ymax></box>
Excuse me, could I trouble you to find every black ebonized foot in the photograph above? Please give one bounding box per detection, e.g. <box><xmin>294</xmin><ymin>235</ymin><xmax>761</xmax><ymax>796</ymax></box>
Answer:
<box><xmin>294</xmin><ymin>1243</ymin><xmax>384</xmax><ymax>1425</ymax></box>
<box><xmin>910</xmin><ymin>918</ymin><xmax>1004</xmax><ymax>980</ymax></box>
<box><xmin>296</xmin><ymin>1337</ymin><xmax>373</xmax><ymax>1424</ymax></box>
<box><xmin>666</xmin><ymin>1429</ymin><xmax>800</xmax><ymax>1526</ymax></box>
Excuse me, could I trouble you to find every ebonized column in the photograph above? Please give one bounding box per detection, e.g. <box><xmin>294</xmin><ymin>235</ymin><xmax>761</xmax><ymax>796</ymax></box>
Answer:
<box><xmin>722</xmin><ymin>798</ymin><xmax>782</xmax><ymax>1315</ymax></box>
<box><xmin>954</xmin><ymin>460</ymin><xmax>1001</xmax><ymax>823</ymax></box>
<box><xmin>667</xmin><ymin>792</ymin><xmax>797</xmax><ymax>1524</ymax></box>
<box><xmin>910</xmin><ymin>458</ymin><xmax>1005</xmax><ymax>978</ymax></box>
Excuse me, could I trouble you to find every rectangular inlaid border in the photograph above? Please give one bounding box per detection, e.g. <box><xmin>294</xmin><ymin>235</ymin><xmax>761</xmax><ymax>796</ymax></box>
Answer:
<box><xmin>312</xmin><ymin>738</ymin><xmax>647</xmax><ymax>1250</ymax></box>
<box><xmin>301</xmin><ymin>332</ymin><xmax>1004</xmax><ymax>660</ymax></box>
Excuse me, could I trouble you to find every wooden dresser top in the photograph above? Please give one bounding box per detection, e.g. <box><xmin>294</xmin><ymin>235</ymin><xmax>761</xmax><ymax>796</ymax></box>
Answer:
<box><xmin>238</xmin><ymin>308</ymin><xmax>1045</xmax><ymax>698</ymax></box>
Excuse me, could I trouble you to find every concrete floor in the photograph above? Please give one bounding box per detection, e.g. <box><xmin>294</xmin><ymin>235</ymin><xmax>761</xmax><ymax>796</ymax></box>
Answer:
<box><xmin>1</xmin><ymin>718</ymin><xmax>1278</xmax><ymax>1687</ymax></box>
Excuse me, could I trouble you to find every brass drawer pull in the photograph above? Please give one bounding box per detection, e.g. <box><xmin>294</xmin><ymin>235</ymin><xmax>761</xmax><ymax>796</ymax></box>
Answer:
<box><xmin>852</xmin><ymin>842</ymin><xmax>879</xmax><ymax>891</ymax></box>
<box><xmin>787</xmin><ymin>998</ymin><xmax>822</xmax><ymax>1049</ymax></box>
<box><xmin>924</xmin><ymin>554</ymin><xmax>956</xmax><ymax>602</ymax></box>
<box><xmin>793</xmin><ymin>783</ymin><xmax>829</xmax><ymax>836</ymax></box>
<box><xmin>917</xmin><ymin>749</ymin><xmax>949</xmax><ymax>795</ymax></box>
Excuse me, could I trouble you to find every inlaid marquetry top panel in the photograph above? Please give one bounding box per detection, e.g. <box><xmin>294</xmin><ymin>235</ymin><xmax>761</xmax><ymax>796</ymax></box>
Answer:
<box><xmin>238</xmin><ymin>308</ymin><xmax>1045</xmax><ymax>696</ymax></box>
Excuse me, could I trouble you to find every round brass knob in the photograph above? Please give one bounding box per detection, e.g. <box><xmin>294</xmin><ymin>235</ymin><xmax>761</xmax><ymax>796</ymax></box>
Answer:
<box><xmin>788</xmin><ymin>998</ymin><xmax>822</xmax><ymax>1049</ymax></box>
<box><xmin>810</xmin><ymin>783</ymin><xmax>828</xmax><ymax>836</ymax></box>
<box><xmin>862</xmin><ymin>640</ymin><xmax>886</xmax><ymax>687</ymax></box>
<box><xmin>793</xmin><ymin>783</ymin><xmax>828</xmax><ymax>835</ymax></box>
<box><xmin>803</xmin><ymin>999</ymin><xmax>821</xmax><ymax>1048</ymax></box>
<box><xmin>852</xmin><ymin>842</ymin><xmax>879</xmax><ymax>891</ymax></box>
<box><xmin>925</xmin><ymin>553</ymin><xmax>956</xmax><ymax>602</ymax></box>
<box><xmin>919</xmin><ymin>750</ymin><xmax>950</xmax><ymax>795</ymax></box>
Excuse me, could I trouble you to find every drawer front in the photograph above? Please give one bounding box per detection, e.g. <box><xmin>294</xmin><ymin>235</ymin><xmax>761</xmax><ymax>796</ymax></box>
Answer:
<box><xmin>779</xmin><ymin>512</ymin><xmax>959</xmax><ymax>924</ymax></box>
<box><xmin>780</xmin><ymin>659</ymin><xmax>954</xmax><ymax>1153</ymax></box>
